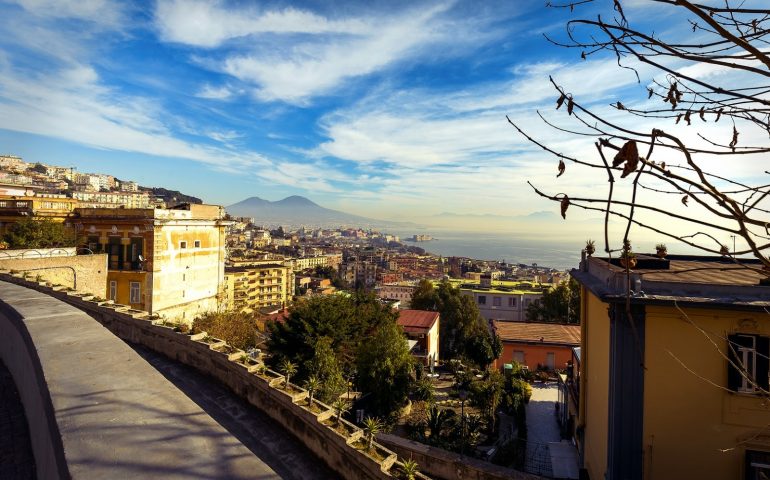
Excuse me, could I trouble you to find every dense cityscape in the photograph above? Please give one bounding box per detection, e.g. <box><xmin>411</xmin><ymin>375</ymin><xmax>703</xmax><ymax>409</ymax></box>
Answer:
<box><xmin>1</xmin><ymin>2</ymin><xmax>770</xmax><ymax>480</ymax></box>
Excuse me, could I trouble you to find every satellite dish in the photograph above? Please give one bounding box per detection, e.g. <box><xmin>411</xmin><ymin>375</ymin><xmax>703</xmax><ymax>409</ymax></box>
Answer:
<box><xmin>138</xmin><ymin>255</ymin><xmax>145</xmax><ymax>262</ymax></box>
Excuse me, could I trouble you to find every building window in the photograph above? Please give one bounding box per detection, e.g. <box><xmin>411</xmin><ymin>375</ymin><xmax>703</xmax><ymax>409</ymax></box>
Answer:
<box><xmin>129</xmin><ymin>282</ymin><xmax>141</xmax><ymax>304</ymax></box>
<box><xmin>508</xmin><ymin>297</ymin><xmax>516</xmax><ymax>307</ymax></box>
<box><xmin>728</xmin><ymin>334</ymin><xmax>769</xmax><ymax>393</ymax></box>
<box><xmin>194</xmin><ymin>240</ymin><xmax>201</xmax><ymax>248</ymax></box>
<box><xmin>109</xmin><ymin>281</ymin><xmax>117</xmax><ymax>301</ymax></box>
<box><xmin>493</xmin><ymin>297</ymin><xmax>501</xmax><ymax>307</ymax></box>
<box><xmin>180</xmin><ymin>241</ymin><xmax>187</xmax><ymax>249</ymax></box>
<box><xmin>478</xmin><ymin>295</ymin><xmax>486</xmax><ymax>305</ymax></box>
<box><xmin>513</xmin><ymin>351</ymin><xmax>525</xmax><ymax>364</ymax></box>
<box><xmin>745</xmin><ymin>450</ymin><xmax>770</xmax><ymax>480</ymax></box>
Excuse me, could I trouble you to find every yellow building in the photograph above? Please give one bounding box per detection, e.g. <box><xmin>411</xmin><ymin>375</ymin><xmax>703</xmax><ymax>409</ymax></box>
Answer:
<box><xmin>75</xmin><ymin>204</ymin><xmax>229</xmax><ymax>321</ymax></box>
<box><xmin>572</xmin><ymin>254</ymin><xmax>770</xmax><ymax>480</ymax></box>
<box><xmin>224</xmin><ymin>259</ymin><xmax>294</xmax><ymax>312</ymax></box>
<box><xmin>0</xmin><ymin>194</ymin><xmax>78</xmax><ymax>235</ymax></box>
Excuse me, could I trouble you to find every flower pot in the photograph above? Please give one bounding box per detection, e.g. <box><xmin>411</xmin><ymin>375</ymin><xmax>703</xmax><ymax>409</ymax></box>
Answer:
<box><xmin>656</xmin><ymin>249</ymin><xmax>667</xmax><ymax>258</ymax></box>
<box><xmin>620</xmin><ymin>257</ymin><xmax>637</xmax><ymax>269</ymax></box>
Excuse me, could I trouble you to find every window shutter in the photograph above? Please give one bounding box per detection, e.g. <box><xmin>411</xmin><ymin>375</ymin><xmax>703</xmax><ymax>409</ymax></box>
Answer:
<box><xmin>757</xmin><ymin>336</ymin><xmax>770</xmax><ymax>391</ymax></box>
<box><xmin>727</xmin><ymin>334</ymin><xmax>745</xmax><ymax>392</ymax></box>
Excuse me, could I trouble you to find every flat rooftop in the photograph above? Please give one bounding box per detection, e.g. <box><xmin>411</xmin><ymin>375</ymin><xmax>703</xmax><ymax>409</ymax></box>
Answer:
<box><xmin>573</xmin><ymin>254</ymin><xmax>770</xmax><ymax>309</ymax></box>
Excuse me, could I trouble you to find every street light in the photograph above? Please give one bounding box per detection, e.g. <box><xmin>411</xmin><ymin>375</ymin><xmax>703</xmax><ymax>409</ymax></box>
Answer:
<box><xmin>459</xmin><ymin>390</ymin><xmax>468</xmax><ymax>455</ymax></box>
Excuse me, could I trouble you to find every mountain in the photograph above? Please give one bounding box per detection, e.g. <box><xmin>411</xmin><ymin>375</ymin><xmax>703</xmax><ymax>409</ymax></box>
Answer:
<box><xmin>226</xmin><ymin>196</ymin><xmax>408</xmax><ymax>229</ymax></box>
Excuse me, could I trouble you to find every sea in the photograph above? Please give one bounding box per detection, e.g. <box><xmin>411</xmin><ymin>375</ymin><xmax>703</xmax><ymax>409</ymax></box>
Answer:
<box><xmin>391</xmin><ymin>229</ymin><xmax>581</xmax><ymax>271</ymax></box>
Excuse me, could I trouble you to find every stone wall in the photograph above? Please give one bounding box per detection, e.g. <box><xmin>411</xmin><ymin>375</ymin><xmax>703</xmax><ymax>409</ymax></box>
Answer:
<box><xmin>377</xmin><ymin>434</ymin><xmax>543</xmax><ymax>480</ymax></box>
<box><xmin>0</xmin><ymin>273</ymin><xmax>426</xmax><ymax>480</ymax></box>
<box><xmin>0</xmin><ymin>251</ymin><xmax>107</xmax><ymax>296</ymax></box>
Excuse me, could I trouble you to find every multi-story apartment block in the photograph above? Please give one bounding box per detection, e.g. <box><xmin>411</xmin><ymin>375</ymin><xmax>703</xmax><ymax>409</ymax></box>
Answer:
<box><xmin>74</xmin><ymin>173</ymin><xmax>101</xmax><ymax>191</ymax></box>
<box><xmin>0</xmin><ymin>194</ymin><xmax>78</xmax><ymax>235</ymax></box>
<box><xmin>291</xmin><ymin>256</ymin><xmax>329</xmax><ymax>271</ymax></box>
<box><xmin>0</xmin><ymin>154</ymin><xmax>25</xmax><ymax>171</ymax></box>
<box><xmin>375</xmin><ymin>283</ymin><xmax>417</xmax><ymax>308</ymax></box>
<box><xmin>458</xmin><ymin>275</ymin><xmax>549</xmax><ymax>323</ymax></box>
<box><xmin>570</xmin><ymin>254</ymin><xmax>770</xmax><ymax>480</ymax></box>
<box><xmin>119</xmin><ymin>180</ymin><xmax>139</xmax><ymax>192</ymax></box>
<box><xmin>75</xmin><ymin>204</ymin><xmax>229</xmax><ymax>321</ymax></box>
<box><xmin>223</xmin><ymin>260</ymin><xmax>294</xmax><ymax>312</ymax></box>
<box><xmin>72</xmin><ymin>190</ymin><xmax>151</xmax><ymax>209</ymax></box>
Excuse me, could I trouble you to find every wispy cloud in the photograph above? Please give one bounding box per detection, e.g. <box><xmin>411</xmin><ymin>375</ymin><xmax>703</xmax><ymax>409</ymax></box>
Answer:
<box><xmin>154</xmin><ymin>0</ymin><xmax>510</xmax><ymax>105</ymax></box>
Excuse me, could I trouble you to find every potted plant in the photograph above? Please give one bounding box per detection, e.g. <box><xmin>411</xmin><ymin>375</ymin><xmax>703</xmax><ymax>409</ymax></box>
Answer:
<box><xmin>655</xmin><ymin>243</ymin><xmax>667</xmax><ymax>258</ymax></box>
<box><xmin>585</xmin><ymin>239</ymin><xmax>596</xmax><ymax>256</ymax></box>
<box><xmin>620</xmin><ymin>240</ymin><xmax>637</xmax><ymax>269</ymax></box>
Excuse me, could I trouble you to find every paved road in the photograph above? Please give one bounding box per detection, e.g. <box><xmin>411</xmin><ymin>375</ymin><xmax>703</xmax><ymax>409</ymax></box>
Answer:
<box><xmin>130</xmin><ymin>344</ymin><xmax>337</xmax><ymax>480</ymax></box>
<box><xmin>524</xmin><ymin>382</ymin><xmax>561</xmax><ymax>477</ymax></box>
<box><xmin>526</xmin><ymin>382</ymin><xmax>561</xmax><ymax>445</ymax></box>
<box><xmin>0</xmin><ymin>359</ymin><xmax>35</xmax><ymax>480</ymax></box>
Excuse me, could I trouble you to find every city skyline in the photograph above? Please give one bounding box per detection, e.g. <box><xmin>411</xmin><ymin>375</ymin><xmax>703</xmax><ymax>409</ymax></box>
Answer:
<box><xmin>0</xmin><ymin>0</ymin><xmax>758</xmax><ymax>243</ymax></box>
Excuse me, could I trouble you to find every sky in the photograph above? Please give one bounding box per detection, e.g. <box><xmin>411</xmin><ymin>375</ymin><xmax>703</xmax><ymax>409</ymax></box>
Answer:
<box><xmin>0</xmin><ymin>0</ymin><xmax>768</xmax><ymax>252</ymax></box>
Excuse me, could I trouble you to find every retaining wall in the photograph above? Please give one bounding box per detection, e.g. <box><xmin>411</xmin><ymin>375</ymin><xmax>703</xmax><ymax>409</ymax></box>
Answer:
<box><xmin>0</xmin><ymin>272</ymin><xmax>426</xmax><ymax>480</ymax></box>
<box><xmin>377</xmin><ymin>434</ymin><xmax>543</xmax><ymax>480</ymax></box>
<box><xmin>0</xmin><ymin>252</ymin><xmax>107</xmax><ymax>296</ymax></box>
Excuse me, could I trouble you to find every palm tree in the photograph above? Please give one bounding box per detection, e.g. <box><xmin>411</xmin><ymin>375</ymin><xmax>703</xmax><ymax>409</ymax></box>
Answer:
<box><xmin>280</xmin><ymin>359</ymin><xmax>297</xmax><ymax>389</ymax></box>
<box><xmin>332</xmin><ymin>398</ymin><xmax>349</xmax><ymax>425</ymax></box>
<box><xmin>400</xmin><ymin>458</ymin><xmax>420</xmax><ymax>480</ymax></box>
<box><xmin>304</xmin><ymin>375</ymin><xmax>320</xmax><ymax>406</ymax></box>
<box><xmin>426</xmin><ymin>406</ymin><xmax>449</xmax><ymax>443</ymax></box>
<box><xmin>362</xmin><ymin>416</ymin><xmax>383</xmax><ymax>450</ymax></box>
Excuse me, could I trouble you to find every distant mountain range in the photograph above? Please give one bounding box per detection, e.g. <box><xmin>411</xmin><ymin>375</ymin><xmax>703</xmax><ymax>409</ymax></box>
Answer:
<box><xmin>226</xmin><ymin>195</ymin><xmax>409</xmax><ymax>229</ymax></box>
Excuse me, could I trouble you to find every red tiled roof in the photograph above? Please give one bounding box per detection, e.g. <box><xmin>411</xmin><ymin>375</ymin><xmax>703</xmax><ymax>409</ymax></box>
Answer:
<box><xmin>493</xmin><ymin>321</ymin><xmax>580</xmax><ymax>346</ymax></box>
<box><xmin>265</xmin><ymin>308</ymin><xmax>290</xmax><ymax>324</ymax></box>
<box><xmin>397</xmin><ymin>310</ymin><xmax>439</xmax><ymax>333</ymax></box>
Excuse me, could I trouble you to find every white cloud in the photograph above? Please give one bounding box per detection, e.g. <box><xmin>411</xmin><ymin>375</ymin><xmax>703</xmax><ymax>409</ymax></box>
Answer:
<box><xmin>12</xmin><ymin>0</ymin><xmax>124</xmax><ymax>27</ymax></box>
<box><xmin>154</xmin><ymin>0</ymin><xmax>371</xmax><ymax>48</ymax></box>
<box><xmin>153</xmin><ymin>1</ymin><xmax>506</xmax><ymax>104</ymax></box>
<box><xmin>196</xmin><ymin>84</ymin><xmax>234</xmax><ymax>100</ymax></box>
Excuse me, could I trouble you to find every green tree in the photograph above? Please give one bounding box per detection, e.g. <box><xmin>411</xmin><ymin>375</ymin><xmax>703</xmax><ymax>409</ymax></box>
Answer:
<box><xmin>332</xmin><ymin>398</ymin><xmax>349</xmax><ymax>425</ymax></box>
<box><xmin>469</xmin><ymin>370</ymin><xmax>505</xmax><ymax>433</ymax></box>
<box><xmin>363</xmin><ymin>416</ymin><xmax>383</xmax><ymax>450</ymax></box>
<box><xmin>306</xmin><ymin>336</ymin><xmax>346</xmax><ymax>404</ymax></box>
<box><xmin>30</xmin><ymin>163</ymin><xmax>48</xmax><ymax>174</ymax></box>
<box><xmin>525</xmin><ymin>278</ymin><xmax>580</xmax><ymax>324</ymax></box>
<box><xmin>266</xmin><ymin>292</ymin><xmax>396</xmax><ymax>373</ymax></box>
<box><xmin>280</xmin><ymin>359</ymin><xmax>297</xmax><ymax>389</ymax></box>
<box><xmin>410</xmin><ymin>279</ymin><xmax>438</xmax><ymax>310</ymax></box>
<box><xmin>410</xmin><ymin>279</ymin><xmax>497</xmax><ymax>367</ymax></box>
<box><xmin>356</xmin><ymin>319</ymin><xmax>413</xmax><ymax>417</ymax></box>
<box><xmin>303</xmin><ymin>375</ymin><xmax>320</xmax><ymax>406</ymax></box>
<box><xmin>193</xmin><ymin>310</ymin><xmax>260</xmax><ymax>351</ymax></box>
<box><xmin>4</xmin><ymin>217</ymin><xmax>76</xmax><ymax>249</ymax></box>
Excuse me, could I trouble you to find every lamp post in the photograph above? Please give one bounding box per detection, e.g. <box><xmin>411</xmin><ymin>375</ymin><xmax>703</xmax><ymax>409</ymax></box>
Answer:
<box><xmin>459</xmin><ymin>390</ymin><xmax>468</xmax><ymax>455</ymax></box>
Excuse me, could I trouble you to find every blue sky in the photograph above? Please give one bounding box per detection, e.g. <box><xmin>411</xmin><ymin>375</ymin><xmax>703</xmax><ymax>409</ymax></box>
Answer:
<box><xmin>0</xmin><ymin>0</ymin><xmax>764</xmax><ymax>249</ymax></box>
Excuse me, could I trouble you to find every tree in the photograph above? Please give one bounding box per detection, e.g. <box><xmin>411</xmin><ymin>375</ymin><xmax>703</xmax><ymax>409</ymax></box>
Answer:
<box><xmin>332</xmin><ymin>398</ymin><xmax>349</xmax><ymax>425</ymax></box>
<box><xmin>4</xmin><ymin>217</ymin><xmax>76</xmax><ymax>249</ymax></box>
<box><xmin>303</xmin><ymin>375</ymin><xmax>320</xmax><ymax>406</ymax></box>
<box><xmin>266</xmin><ymin>292</ymin><xmax>396</xmax><ymax>374</ymax></box>
<box><xmin>306</xmin><ymin>336</ymin><xmax>346</xmax><ymax>404</ymax></box>
<box><xmin>30</xmin><ymin>163</ymin><xmax>47</xmax><ymax>174</ymax></box>
<box><xmin>356</xmin><ymin>319</ymin><xmax>414</xmax><ymax>417</ymax></box>
<box><xmin>469</xmin><ymin>369</ymin><xmax>505</xmax><ymax>433</ymax></box>
<box><xmin>525</xmin><ymin>278</ymin><xmax>580</xmax><ymax>324</ymax></box>
<box><xmin>510</xmin><ymin>1</ymin><xmax>770</xmax><ymax>273</ymax></box>
<box><xmin>280</xmin><ymin>359</ymin><xmax>297</xmax><ymax>389</ymax></box>
<box><xmin>410</xmin><ymin>279</ymin><xmax>499</xmax><ymax>367</ymax></box>
<box><xmin>410</xmin><ymin>279</ymin><xmax>438</xmax><ymax>310</ymax></box>
<box><xmin>192</xmin><ymin>310</ymin><xmax>260</xmax><ymax>350</ymax></box>
<box><xmin>400</xmin><ymin>458</ymin><xmax>420</xmax><ymax>480</ymax></box>
<box><xmin>363</xmin><ymin>416</ymin><xmax>383</xmax><ymax>450</ymax></box>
